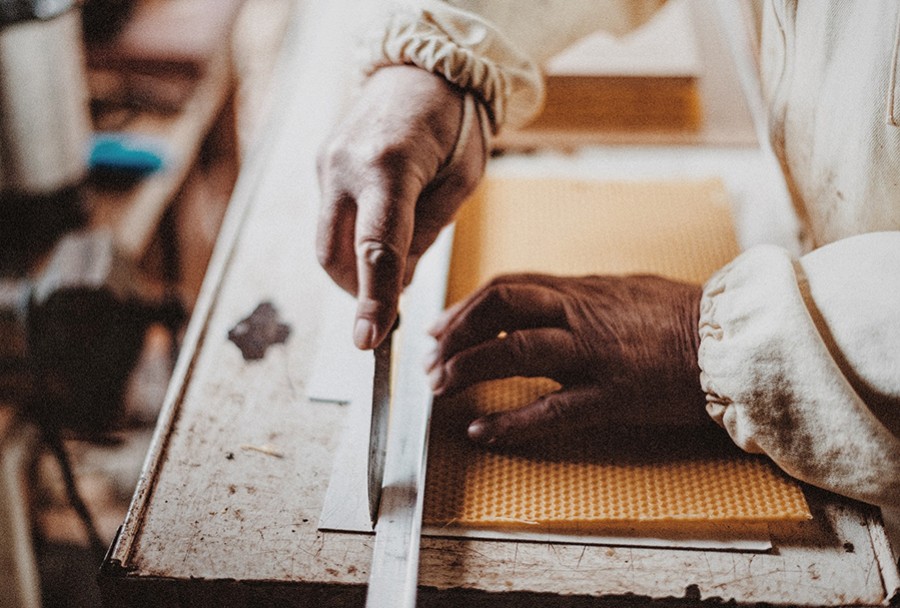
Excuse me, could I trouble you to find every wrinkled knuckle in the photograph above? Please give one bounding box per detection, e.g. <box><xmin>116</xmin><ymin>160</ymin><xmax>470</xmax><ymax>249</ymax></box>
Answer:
<box><xmin>493</xmin><ymin>283</ymin><xmax>523</xmax><ymax>311</ymax></box>
<box><xmin>504</xmin><ymin>331</ymin><xmax>529</xmax><ymax>363</ymax></box>
<box><xmin>469</xmin><ymin>285</ymin><xmax>506</xmax><ymax>321</ymax></box>
<box><xmin>357</xmin><ymin>238</ymin><xmax>399</xmax><ymax>261</ymax></box>
<box><xmin>465</xmin><ymin>281</ymin><xmax>496</xmax><ymax>309</ymax></box>
<box><xmin>480</xmin><ymin>281</ymin><xmax>510</xmax><ymax>306</ymax></box>
<box><xmin>540</xmin><ymin>396</ymin><xmax>569</xmax><ymax>425</ymax></box>
<box><xmin>357</xmin><ymin>239</ymin><xmax>403</xmax><ymax>273</ymax></box>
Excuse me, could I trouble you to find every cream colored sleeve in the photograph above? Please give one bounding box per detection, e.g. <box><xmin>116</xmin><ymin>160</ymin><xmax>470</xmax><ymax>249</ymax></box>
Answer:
<box><xmin>364</xmin><ymin>0</ymin><xmax>665</xmax><ymax>133</ymax></box>
<box><xmin>698</xmin><ymin>231</ymin><xmax>900</xmax><ymax>509</ymax></box>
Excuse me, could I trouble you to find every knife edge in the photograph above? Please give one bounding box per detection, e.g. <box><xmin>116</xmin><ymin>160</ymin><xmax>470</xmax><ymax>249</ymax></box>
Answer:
<box><xmin>368</xmin><ymin>318</ymin><xmax>397</xmax><ymax>525</ymax></box>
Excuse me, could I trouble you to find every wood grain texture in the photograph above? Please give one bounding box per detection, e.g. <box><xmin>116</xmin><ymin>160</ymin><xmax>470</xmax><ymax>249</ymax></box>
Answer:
<box><xmin>100</xmin><ymin>1</ymin><xmax>899</xmax><ymax>606</ymax></box>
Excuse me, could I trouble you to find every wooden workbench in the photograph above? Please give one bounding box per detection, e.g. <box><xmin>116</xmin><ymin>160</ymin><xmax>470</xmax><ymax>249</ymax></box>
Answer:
<box><xmin>99</xmin><ymin>1</ymin><xmax>900</xmax><ymax>606</ymax></box>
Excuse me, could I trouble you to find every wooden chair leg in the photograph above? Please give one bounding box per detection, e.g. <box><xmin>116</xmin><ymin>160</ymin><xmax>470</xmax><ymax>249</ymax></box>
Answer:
<box><xmin>0</xmin><ymin>418</ymin><xmax>42</xmax><ymax>608</ymax></box>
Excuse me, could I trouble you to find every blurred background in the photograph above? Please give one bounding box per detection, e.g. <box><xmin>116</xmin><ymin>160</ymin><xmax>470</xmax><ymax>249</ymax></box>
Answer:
<box><xmin>0</xmin><ymin>0</ymin><xmax>292</xmax><ymax>605</ymax></box>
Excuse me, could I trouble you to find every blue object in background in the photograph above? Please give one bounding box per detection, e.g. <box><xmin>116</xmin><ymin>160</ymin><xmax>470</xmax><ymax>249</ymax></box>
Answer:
<box><xmin>89</xmin><ymin>133</ymin><xmax>166</xmax><ymax>176</ymax></box>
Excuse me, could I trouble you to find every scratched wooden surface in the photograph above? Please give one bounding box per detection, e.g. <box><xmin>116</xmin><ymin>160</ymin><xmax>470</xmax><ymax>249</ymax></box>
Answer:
<box><xmin>100</xmin><ymin>1</ymin><xmax>899</xmax><ymax>606</ymax></box>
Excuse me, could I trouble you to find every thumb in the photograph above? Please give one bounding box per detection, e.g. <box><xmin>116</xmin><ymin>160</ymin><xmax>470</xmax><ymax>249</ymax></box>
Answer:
<box><xmin>466</xmin><ymin>386</ymin><xmax>605</xmax><ymax>448</ymax></box>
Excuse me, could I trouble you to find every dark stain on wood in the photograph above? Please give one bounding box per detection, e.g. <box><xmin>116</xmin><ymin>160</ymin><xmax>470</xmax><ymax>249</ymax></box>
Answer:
<box><xmin>227</xmin><ymin>301</ymin><xmax>291</xmax><ymax>361</ymax></box>
<box><xmin>683</xmin><ymin>585</ymin><xmax>701</xmax><ymax>602</ymax></box>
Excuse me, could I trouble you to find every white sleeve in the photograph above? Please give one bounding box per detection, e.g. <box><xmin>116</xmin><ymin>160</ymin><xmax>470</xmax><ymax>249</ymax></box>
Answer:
<box><xmin>363</xmin><ymin>0</ymin><xmax>666</xmax><ymax>133</ymax></box>
<box><xmin>698</xmin><ymin>231</ymin><xmax>900</xmax><ymax>509</ymax></box>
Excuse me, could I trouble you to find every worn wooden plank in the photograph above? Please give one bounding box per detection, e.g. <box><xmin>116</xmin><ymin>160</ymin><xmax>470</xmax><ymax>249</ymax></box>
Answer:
<box><xmin>103</xmin><ymin>0</ymin><xmax>378</xmax><ymax>590</ymax></box>
<box><xmin>100</xmin><ymin>0</ymin><xmax>899</xmax><ymax>606</ymax></box>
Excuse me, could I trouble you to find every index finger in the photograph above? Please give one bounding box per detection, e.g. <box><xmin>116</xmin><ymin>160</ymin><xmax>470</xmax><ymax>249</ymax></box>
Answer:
<box><xmin>428</xmin><ymin>279</ymin><xmax>568</xmax><ymax>368</ymax></box>
<box><xmin>352</xmin><ymin>180</ymin><xmax>419</xmax><ymax>350</ymax></box>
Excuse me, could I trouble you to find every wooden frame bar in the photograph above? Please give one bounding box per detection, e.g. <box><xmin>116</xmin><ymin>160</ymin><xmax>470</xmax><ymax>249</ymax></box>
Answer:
<box><xmin>99</xmin><ymin>1</ymin><xmax>900</xmax><ymax>606</ymax></box>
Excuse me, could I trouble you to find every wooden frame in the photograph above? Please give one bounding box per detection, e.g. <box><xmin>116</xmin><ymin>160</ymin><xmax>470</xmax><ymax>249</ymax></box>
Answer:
<box><xmin>99</xmin><ymin>1</ymin><xmax>900</xmax><ymax>606</ymax></box>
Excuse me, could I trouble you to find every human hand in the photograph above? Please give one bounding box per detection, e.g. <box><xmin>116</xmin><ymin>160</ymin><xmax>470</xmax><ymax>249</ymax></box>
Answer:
<box><xmin>426</xmin><ymin>273</ymin><xmax>708</xmax><ymax>447</ymax></box>
<box><xmin>317</xmin><ymin>65</ymin><xmax>487</xmax><ymax>350</ymax></box>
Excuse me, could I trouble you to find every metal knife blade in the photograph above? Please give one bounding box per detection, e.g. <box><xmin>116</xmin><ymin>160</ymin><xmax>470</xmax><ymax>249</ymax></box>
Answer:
<box><xmin>368</xmin><ymin>317</ymin><xmax>398</xmax><ymax>525</ymax></box>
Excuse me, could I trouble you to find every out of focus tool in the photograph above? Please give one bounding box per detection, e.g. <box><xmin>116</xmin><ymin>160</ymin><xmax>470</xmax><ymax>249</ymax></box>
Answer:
<box><xmin>0</xmin><ymin>231</ymin><xmax>183</xmax><ymax>432</ymax></box>
<box><xmin>0</xmin><ymin>0</ymin><xmax>91</xmax><ymax>197</ymax></box>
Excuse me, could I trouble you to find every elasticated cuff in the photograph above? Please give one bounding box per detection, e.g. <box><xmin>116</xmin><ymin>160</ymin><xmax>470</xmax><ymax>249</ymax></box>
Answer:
<box><xmin>698</xmin><ymin>244</ymin><xmax>900</xmax><ymax>506</ymax></box>
<box><xmin>363</xmin><ymin>2</ymin><xmax>544</xmax><ymax>133</ymax></box>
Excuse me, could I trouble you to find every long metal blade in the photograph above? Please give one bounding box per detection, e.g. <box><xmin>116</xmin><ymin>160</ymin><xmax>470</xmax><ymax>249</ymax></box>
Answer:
<box><xmin>365</xmin><ymin>228</ymin><xmax>453</xmax><ymax>608</ymax></box>
<box><xmin>368</xmin><ymin>319</ymin><xmax>396</xmax><ymax>525</ymax></box>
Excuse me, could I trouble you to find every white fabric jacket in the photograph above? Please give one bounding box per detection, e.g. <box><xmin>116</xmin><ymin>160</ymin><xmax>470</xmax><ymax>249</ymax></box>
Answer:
<box><xmin>366</xmin><ymin>1</ymin><xmax>900</xmax><ymax>516</ymax></box>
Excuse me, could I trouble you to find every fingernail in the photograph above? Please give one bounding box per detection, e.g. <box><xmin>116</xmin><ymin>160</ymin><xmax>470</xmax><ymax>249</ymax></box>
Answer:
<box><xmin>354</xmin><ymin>318</ymin><xmax>376</xmax><ymax>350</ymax></box>
<box><xmin>427</xmin><ymin>366</ymin><xmax>444</xmax><ymax>392</ymax></box>
<box><xmin>467</xmin><ymin>419</ymin><xmax>495</xmax><ymax>445</ymax></box>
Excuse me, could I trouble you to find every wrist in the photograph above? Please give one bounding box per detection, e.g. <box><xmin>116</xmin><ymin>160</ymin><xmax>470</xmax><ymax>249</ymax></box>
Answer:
<box><xmin>678</xmin><ymin>283</ymin><xmax>707</xmax><ymax>421</ymax></box>
<box><xmin>683</xmin><ymin>284</ymin><xmax>703</xmax><ymax>377</ymax></box>
<box><xmin>363</xmin><ymin>3</ymin><xmax>544</xmax><ymax>132</ymax></box>
<box><xmin>644</xmin><ymin>278</ymin><xmax>706</xmax><ymax>427</ymax></box>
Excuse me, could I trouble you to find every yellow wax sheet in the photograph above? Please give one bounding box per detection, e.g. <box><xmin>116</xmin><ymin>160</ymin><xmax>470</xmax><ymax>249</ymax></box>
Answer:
<box><xmin>447</xmin><ymin>177</ymin><xmax>739</xmax><ymax>304</ymax></box>
<box><xmin>425</xmin><ymin>177</ymin><xmax>811</xmax><ymax>531</ymax></box>
<box><xmin>424</xmin><ymin>377</ymin><xmax>811</xmax><ymax>529</ymax></box>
